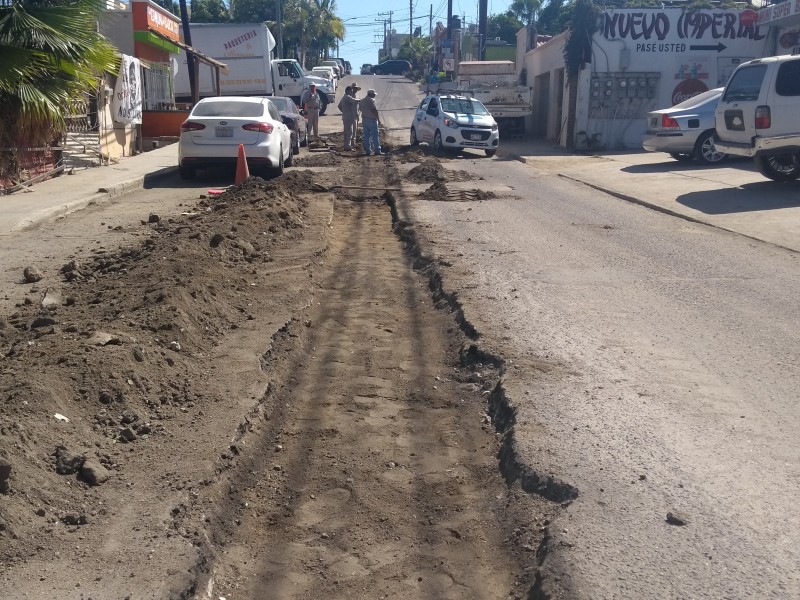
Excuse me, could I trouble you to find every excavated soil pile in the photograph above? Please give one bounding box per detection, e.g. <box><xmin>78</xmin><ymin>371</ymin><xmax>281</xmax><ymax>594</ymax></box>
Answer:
<box><xmin>0</xmin><ymin>171</ymin><xmax>316</xmax><ymax>569</ymax></box>
<box><xmin>417</xmin><ymin>180</ymin><xmax>497</xmax><ymax>202</ymax></box>
<box><xmin>418</xmin><ymin>180</ymin><xmax>451</xmax><ymax>201</ymax></box>
<box><xmin>407</xmin><ymin>158</ymin><xmax>482</xmax><ymax>183</ymax></box>
<box><xmin>393</xmin><ymin>145</ymin><xmax>438</xmax><ymax>163</ymax></box>
<box><xmin>295</xmin><ymin>152</ymin><xmax>342</xmax><ymax>167</ymax></box>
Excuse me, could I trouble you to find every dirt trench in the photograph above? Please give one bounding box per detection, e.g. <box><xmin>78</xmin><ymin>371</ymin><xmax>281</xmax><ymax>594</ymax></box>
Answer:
<box><xmin>0</xmin><ymin>147</ymin><xmax>559</xmax><ymax>599</ymax></box>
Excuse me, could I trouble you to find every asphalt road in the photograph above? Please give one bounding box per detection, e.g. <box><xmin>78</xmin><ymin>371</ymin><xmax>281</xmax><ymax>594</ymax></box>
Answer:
<box><xmin>326</xmin><ymin>74</ymin><xmax>423</xmax><ymax>143</ymax></box>
<box><xmin>403</xmin><ymin>151</ymin><xmax>800</xmax><ymax>598</ymax></box>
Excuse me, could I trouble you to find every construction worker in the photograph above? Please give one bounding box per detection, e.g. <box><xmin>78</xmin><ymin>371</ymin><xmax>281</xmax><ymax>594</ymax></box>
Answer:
<box><xmin>301</xmin><ymin>83</ymin><xmax>321</xmax><ymax>140</ymax></box>
<box><xmin>337</xmin><ymin>84</ymin><xmax>360</xmax><ymax>151</ymax></box>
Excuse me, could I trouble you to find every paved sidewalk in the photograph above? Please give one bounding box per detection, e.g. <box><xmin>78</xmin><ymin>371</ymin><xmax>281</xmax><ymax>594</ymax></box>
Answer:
<box><xmin>0</xmin><ymin>144</ymin><xmax>177</xmax><ymax>234</ymax></box>
<box><xmin>498</xmin><ymin>138</ymin><xmax>800</xmax><ymax>253</ymax></box>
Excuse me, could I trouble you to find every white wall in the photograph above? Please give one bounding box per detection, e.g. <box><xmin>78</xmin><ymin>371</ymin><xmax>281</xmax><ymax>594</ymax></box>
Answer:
<box><xmin>99</xmin><ymin>10</ymin><xmax>134</xmax><ymax>56</ymax></box>
<box><xmin>588</xmin><ymin>8</ymin><xmax>774</xmax><ymax>148</ymax></box>
<box><xmin>522</xmin><ymin>32</ymin><xmax>568</xmax><ymax>143</ymax></box>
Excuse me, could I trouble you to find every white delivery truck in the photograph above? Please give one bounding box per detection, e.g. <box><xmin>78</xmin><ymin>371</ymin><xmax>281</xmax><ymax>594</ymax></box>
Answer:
<box><xmin>173</xmin><ymin>23</ymin><xmax>335</xmax><ymax>114</ymax></box>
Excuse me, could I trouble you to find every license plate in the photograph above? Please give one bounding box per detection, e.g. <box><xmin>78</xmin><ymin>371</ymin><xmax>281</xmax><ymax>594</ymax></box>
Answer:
<box><xmin>470</xmin><ymin>133</ymin><xmax>482</xmax><ymax>141</ymax></box>
<box><xmin>215</xmin><ymin>126</ymin><xmax>233</xmax><ymax>137</ymax></box>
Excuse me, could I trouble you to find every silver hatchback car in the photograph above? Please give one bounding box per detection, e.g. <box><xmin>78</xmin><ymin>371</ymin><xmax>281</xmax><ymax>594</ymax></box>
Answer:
<box><xmin>642</xmin><ymin>88</ymin><xmax>727</xmax><ymax>164</ymax></box>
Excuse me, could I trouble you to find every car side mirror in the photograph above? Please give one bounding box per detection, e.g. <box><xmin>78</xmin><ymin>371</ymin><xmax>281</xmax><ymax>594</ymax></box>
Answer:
<box><xmin>281</xmin><ymin>115</ymin><xmax>293</xmax><ymax>126</ymax></box>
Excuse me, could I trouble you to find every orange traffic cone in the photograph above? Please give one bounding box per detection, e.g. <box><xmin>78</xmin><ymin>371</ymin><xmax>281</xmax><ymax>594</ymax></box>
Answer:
<box><xmin>235</xmin><ymin>144</ymin><xmax>250</xmax><ymax>185</ymax></box>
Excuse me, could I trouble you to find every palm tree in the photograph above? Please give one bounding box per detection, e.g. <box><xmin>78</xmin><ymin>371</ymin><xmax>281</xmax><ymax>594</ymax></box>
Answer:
<box><xmin>398</xmin><ymin>36</ymin><xmax>432</xmax><ymax>75</ymax></box>
<box><xmin>282</xmin><ymin>0</ymin><xmax>315</xmax><ymax>68</ymax></box>
<box><xmin>282</xmin><ymin>0</ymin><xmax>344</xmax><ymax>68</ymax></box>
<box><xmin>0</xmin><ymin>0</ymin><xmax>117</xmax><ymax>177</ymax></box>
<box><xmin>311</xmin><ymin>0</ymin><xmax>344</xmax><ymax>61</ymax></box>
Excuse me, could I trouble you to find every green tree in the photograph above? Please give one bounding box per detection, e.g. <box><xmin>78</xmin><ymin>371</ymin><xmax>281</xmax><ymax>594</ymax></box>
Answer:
<box><xmin>397</xmin><ymin>35</ymin><xmax>432</xmax><ymax>75</ymax></box>
<box><xmin>537</xmin><ymin>0</ymin><xmax>571</xmax><ymax>35</ymax></box>
<box><xmin>190</xmin><ymin>0</ymin><xmax>230</xmax><ymax>22</ymax></box>
<box><xmin>231</xmin><ymin>0</ymin><xmax>274</xmax><ymax>23</ymax></box>
<box><xmin>282</xmin><ymin>0</ymin><xmax>343</xmax><ymax>68</ymax></box>
<box><xmin>308</xmin><ymin>0</ymin><xmax>344</xmax><ymax>63</ymax></box>
<box><xmin>488</xmin><ymin>13</ymin><xmax>523</xmax><ymax>44</ymax></box>
<box><xmin>0</xmin><ymin>0</ymin><xmax>117</xmax><ymax>167</ymax></box>
<box><xmin>153</xmin><ymin>0</ymin><xmax>180</xmax><ymax>14</ymax></box>
<box><xmin>507</xmin><ymin>0</ymin><xmax>541</xmax><ymax>26</ymax></box>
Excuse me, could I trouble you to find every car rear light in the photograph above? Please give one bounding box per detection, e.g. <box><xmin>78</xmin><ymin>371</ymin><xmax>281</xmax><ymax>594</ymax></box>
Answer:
<box><xmin>242</xmin><ymin>123</ymin><xmax>274</xmax><ymax>133</ymax></box>
<box><xmin>180</xmin><ymin>121</ymin><xmax>206</xmax><ymax>132</ymax></box>
<box><xmin>661</xmin><ymin>115</ymin><xmax>680</xmax><ymax>129</ymax></box>
<box><xmin>755</xmin><ymin>105</ymin><xmax>771</xmax><ymax>129</ymax></box>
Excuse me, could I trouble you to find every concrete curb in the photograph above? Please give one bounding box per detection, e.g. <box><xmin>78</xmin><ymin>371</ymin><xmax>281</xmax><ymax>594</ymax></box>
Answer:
<box><xmin>558</xmin><ymin>173</ymin><xmax>799</xmax><ymax>255</ymax></box>
<box><xmin>10</xmin><ymin>166</ymin><xmax>178</xmax><ymax>232</ymax></box>
<box><xmin>99</xmin><ymin>165</ymin><xmax>178</xmax><ymax>199</ymax></box>
<box><xmin>495</xmin><ymin>148</ymin><xmax>799</xmax><ymax>254</ymax></box>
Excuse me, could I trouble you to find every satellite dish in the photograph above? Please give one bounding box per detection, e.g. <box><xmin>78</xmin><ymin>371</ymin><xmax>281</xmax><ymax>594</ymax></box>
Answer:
<box><xmin>171</xmin><ymin>56</ymin><xmax>179</xmax><ymax>77</ymax></box>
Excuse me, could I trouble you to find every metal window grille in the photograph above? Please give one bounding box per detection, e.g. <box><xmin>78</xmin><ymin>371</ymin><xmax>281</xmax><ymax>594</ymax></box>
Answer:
<box><xmin>142</xmin><ymin>62</ymin><xmax>173</xmax><ymax>110</ymax></box>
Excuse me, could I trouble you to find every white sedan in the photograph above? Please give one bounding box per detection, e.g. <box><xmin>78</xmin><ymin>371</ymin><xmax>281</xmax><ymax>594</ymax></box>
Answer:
<box><xmin>178</xmin><ymin>96</ymin><xmax>292</xmax><ymax>180</ymax></box>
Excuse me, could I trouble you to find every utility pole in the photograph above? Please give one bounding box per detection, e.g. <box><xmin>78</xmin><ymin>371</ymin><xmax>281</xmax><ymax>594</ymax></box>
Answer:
<box><xmin>377</xmin><ymin>13</ymin><xmax>391</xmax><ymax>60</ymax></box>
<box><xmin>446</xmin><ymin>0</ymin><xmax>452</xmax><ymax>39</ymax></box>
<box><xmin>410</xmin><ymin>0</ymin><xmax>413</xmax><ymax>37</ymax></box>
<box><xmin>177</xmin><ymin>0</ymin><xmax>197</xmax><ymax>103</ymax></box>
<box><xmin>388</xmin><ymin>11</ymin><xmax>393</xmax><ymax>57</ymax></box>
<box><xmin>275</xmin><ymin>0</ymin><xmax>283</xmax><ymax>59</ymax></box>
<box><xmin>478</xmin><ymin>0</ymin><xmax>487</xmax><ymax>60</ymax></box>
<box><xmin>429</xmin><ymin>4</ymin><xmax>433</xmax><ymax>37</ymax></box>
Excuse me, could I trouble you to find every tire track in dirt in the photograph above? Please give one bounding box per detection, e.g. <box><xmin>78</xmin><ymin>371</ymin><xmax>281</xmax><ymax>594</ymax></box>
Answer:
<box><xmin>191</xmin><ymin>159</ymin><xmax>548</xmax><ymax>599</ymax></box>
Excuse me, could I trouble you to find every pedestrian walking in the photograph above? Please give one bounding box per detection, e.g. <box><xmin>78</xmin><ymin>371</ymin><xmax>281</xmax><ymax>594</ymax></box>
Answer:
<box><xmin>337</xmin><ymin>84</ymin><xmax>360</xmax><ymax>151</ymax></box>
<box><xmin>300</xmin><ymin>83</ymin><xmax>321</xmax><ymax>140</ymax></box>
<box><xmin>359</xmin><ymin>89</ymin><xmax>381</xmax><ymax>156</ymax></box>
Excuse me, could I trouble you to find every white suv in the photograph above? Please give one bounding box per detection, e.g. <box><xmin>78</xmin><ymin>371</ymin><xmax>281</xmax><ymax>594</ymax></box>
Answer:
<box><xmin>714</xmin><ymin>55</ymin><xmax>800</xmax><ymax>181</ymax></box>
<box><xmin>410</xmin><ymin>94</ymin><xmax>500</xmax><ymax>157</ymax></box>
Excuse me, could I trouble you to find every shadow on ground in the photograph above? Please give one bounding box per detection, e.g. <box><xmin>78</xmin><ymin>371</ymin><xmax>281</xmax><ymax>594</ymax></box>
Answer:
<box><xmin>621</xmin><ymin>157</ymin><xmax>753</xmax><ymax>175</ymax></box>
<box><xmin>677</xmin><ymin>180</ymin><xmax>800</xmax><ymax>214</ymax></box>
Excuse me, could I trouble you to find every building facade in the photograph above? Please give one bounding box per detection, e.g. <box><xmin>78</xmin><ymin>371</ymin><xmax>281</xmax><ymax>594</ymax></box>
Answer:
<box><xmin>520</xmin><ymin>8</ymin><xmax>776</xmax><ymax>149</ymax></box>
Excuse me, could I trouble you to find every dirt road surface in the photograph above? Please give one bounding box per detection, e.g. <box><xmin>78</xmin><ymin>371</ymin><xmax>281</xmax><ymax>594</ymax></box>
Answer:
<box><xmin>0</xmin><ymin>90</ymin><xmax>557</xmax><ymax>599</ymax></box>
<box><xmin>4</xmin><ymin>74</ymin><xmax>798</xmax><ymax>600</ymax></box>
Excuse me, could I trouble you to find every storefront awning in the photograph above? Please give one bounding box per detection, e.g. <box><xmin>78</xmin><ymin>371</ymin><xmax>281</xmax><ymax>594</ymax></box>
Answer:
<box><xmin>147</xmin><ymin>27</ymin><xmax>229</xmax><ymax>75</ymax></box>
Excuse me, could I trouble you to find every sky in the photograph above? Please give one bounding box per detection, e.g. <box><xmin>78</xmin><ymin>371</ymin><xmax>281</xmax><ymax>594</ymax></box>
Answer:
<box><xmin>333</xmin><ymin>0</ymin><xmax>514</xmax><ymax>70</ymax></box>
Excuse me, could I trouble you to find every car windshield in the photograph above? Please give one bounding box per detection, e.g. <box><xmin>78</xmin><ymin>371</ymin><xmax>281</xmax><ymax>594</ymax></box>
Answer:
<box><xmin>440</xmin><ymin>98</ymin><xmax>490</xmax><ymax>116</ymax></box>
<box><xmin>192</xmin><ymin>101</ymin><xmax>264</xmax><ymax>117</ymax></box>
<box><xmin>672</xmin><ymin>88</ymin><xmax>723</xmax><ymax>109</ymax></box>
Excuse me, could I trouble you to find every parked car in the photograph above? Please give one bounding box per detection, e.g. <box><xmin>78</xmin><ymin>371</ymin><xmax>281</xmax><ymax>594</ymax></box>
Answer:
<box><xmin>342</xmin><ymin>60</ymin><xmax>352</xmax><ymax>75</ymax></box>
<box><xmin>361</xmin><ymin>63</ymin><xmax>373</xmax><ymax>75</ymax></box>
<box><xmin>642</xmin><ymin>88</ymin><xmax>727</xmax><ymax>164</ymax></box>
<box><xmin>372</xmin><ymin>60</ymin><xmax>412</xmax><ymax>75</ymax></box>
<box><xmin>714</xmin><ymin>55</ymin><xmax>800</xmax><ymax>181</ymax></box>
<box><xmin>320</xmin><ymin>60</ymin><xmax>342</xmax><ymax>78</ymax></box>
<box><xmin>329</xmin><ymin>58</ymin><xmax>348</xmax><ymax>76</ymax></box>
<box><xmin>310</xmin><ymin>66</ymin><xmax>337</xmax><ymax>92</ymax></box>
<box><xmin>178</xmin><ymin>96</ymin><xmax>292</xmax><ymax>179</ymax></box>
<box><xmin>268</xmin><ymin>95</ymin><xmax>308</xmax><ymax>155</ymax></box>
<box><xmin>410</xmin><ymin>94</ymin><xmax>499</xmax><ymax>157</ymax></box>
